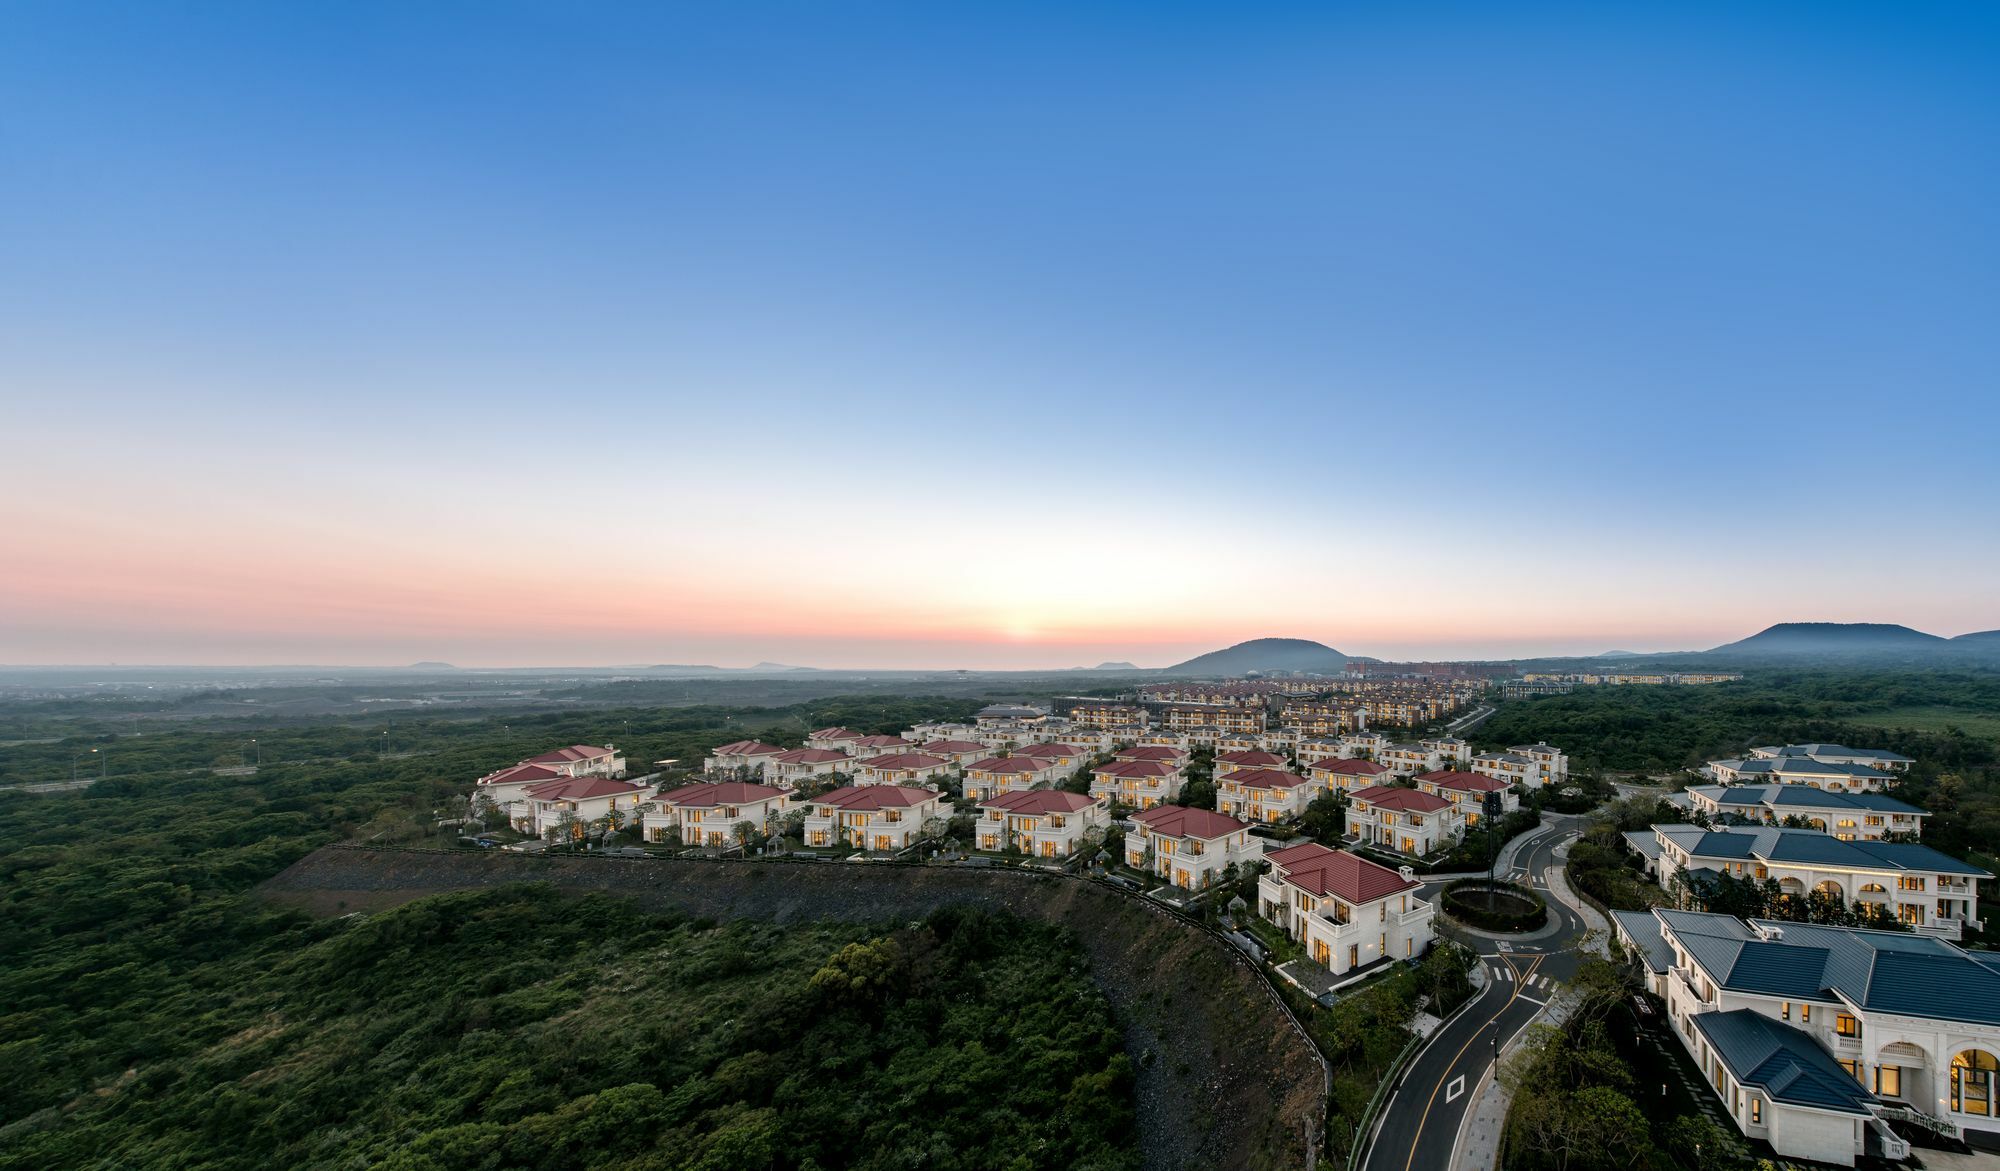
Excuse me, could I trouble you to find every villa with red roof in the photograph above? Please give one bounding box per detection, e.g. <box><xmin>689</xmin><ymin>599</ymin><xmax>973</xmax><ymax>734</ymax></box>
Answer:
<box><xmin>917</xmin><ymin>738</ymin><xmax>990</xmax><ymax>767</ymax></box>
<box><xmin>975</xmin><ymin>790</ymin><xmax>1111</xmax><ymax>858</ymax></box>
<box><xmin>1125</xmin><ymin>805</ymin><xmax>1265</xmax><ymax>890</ymax></box>
<box><xmin>1013</xmin><ymin>742</ymin><xmax>1088</xmax><ymax>772</ymax></box>
<box><xmin>1416</xmin><ymin>770</ymin><xmax>1520</xmax><ymax>826</ymax></box>
<box><xmin>764</xmin><ymin>747</ymin><xmax>853</xmax><ymax>790</ymax></box>
<box><xmin>848</xmin><ymin>734</ymin><xmax>919</xmax><ymax>758</ymax></box>
<box><xmin>1308</xmin><ymin>757</ymin><xmax>1391</xmax><ymax>794</ymax></box>
<box><xmin>1216</xmin><ymin>767</ymin><xmax>1314</xmax><ymax>823</ymax></box>
<box><xmin>474</xmin><ymin>761</ymin><xmax>567</xmax><ymax>811</ymax></box>
<box><xmin>515</xmin><ymin>775</ymin><xmax>655</xmax><ymax>839</ymax></box>
<box><xmin>1259</xmin><ymin>843</ymin><xmax>1434</xmax><ymax>974</ymax></box>
<box><xmin>524</xmin><ymin>744</ymin><xmax>626</xmax><ymax>777</ymax></box>
<box><xmin>1213</xmin><ymin>749</ymin><xmax>1288</xmax><ymax>779</ymax></box>
<box><xmin>644</xmin><ymin>781</ymin><xmax>790</xmax><ymax>847</ymax></box>
<box><xmin>963</xmin><ymin>755</ymin><xmax>1065</xmax><ymax>801</ymax></box>
<box><xmin>856</xmin><ymin>752</ymin><xmax>955</xmax><ymax>787</ymax></box>
<box><xmin>801</xmin><ymin>785</ymin><xmax>945</xmax><ymax>852</ymax></box>
<box><xmin>1090</xmin><ymin>757</ymin><xmax>1185</xmax><ymax>809</ymax></box>
<box><xmin>1295</xmin><ymin>737</ymin><xmax>1348</xmax><ymax>767</ymax></box>
<box><xmin>806</xmin><ymin>727</ymin><xmax>866</xmax><ymax>752</ymax></box>
<box><xmin>1116</xmin><ymin>745</ymin><xmax>1189</xmax><ymax>767</ymax></box>
<box><xmin>1346</xmin><ymin>785</ymin><xmax>1463</xmax><ymax>857</ymax></box>
<box><xmin>704</xmin><ymin>740</ymin><xmax>790</xmax><ymax>776</ymax></box>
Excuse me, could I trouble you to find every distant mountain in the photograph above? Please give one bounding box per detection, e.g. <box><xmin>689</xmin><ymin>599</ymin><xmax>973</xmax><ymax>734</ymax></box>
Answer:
<box><xmin>750</xmin><ymin>661</ymin><xmax>818</xmax><ymax>672</ymax></box>
<box><xmin>406</xmin><ymin>661</ymin><xmax>456</xmax><ymax>669</ymax></box>
<box><xmin>1708</xmin><ymin>623</ymin><xmax>1948</xmax><ymax>657</ymax></box>
<box><xmin>1165</xmin><ymin>638</ymin><xmax>1349</xmax><ymax>677</ymax></box>
<box><xmin>1952</xmin><ymin>630</ymin><xmax>2000</xmax><ymax>644</ymax></box>
<box><xmin>1596</xmin><ymin>651</ymin><xmax>1643</xmax><ymax>658</ymax></box>
<box><xmin>1093</xmin><ymin>661</ymin><xmax>1140</xmax><ymax>670</ymax></box>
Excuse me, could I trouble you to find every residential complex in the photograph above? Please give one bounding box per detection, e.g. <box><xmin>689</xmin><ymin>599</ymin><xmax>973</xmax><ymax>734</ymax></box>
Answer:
<box><xmin>975</xmin><ymin>790</ymin><xmax>1112</xmax><ymax>858</ymax></box>
<box><xmin>644</xmin><ymin>781</ymin><xmax>790</xmax><ymax>847</ymax></box>
<box><xmin>1215</xmin><ymin>767</ymin><xmax>1313</xmax><ymax>824</ymax></box>
<box><xmin>801</xmin><ymin>786</ymin><xmax>946</xmax><ymax>852</ymax></box>
<box><xmin>1706</xmin><ymin>744</ymin><xmax>1912</xmax><ymax>793</ymax></box>
<box><xmin>1346</xmin><ymin>785</ymin><xmax>1462</xmax><ymax>857</ymax></box>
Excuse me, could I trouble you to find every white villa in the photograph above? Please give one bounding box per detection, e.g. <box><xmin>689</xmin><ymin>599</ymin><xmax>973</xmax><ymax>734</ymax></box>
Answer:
<box><xmin>764</xmin><ymin>747</ymin><xmax>853</xmax><ymax>790</ymax></box>
<box><xmin>1259</xmin><ymin>843</ymin><xmax>1434</xmax><ymax>974</ymax></box>
<box><xmin>1308</xmin><ymin>757</ymin><xmax>1391</xmax><ymax>794</ymax></box>
<box><xmin>1089</xmin><ymin>757</ymin><xmax>1185</xmax><ymax>809</ymax></box>
<box><xmin>514</xmin><ymin>776</ymin><xmax>654</xmax><ymax>839</ymax></box>
<box><xmin>975</xmin><ymin>790</ymin><xmax>1111</xmax><ymax>858</ymax></box>
<box><xmin>704</xmin><ymin>740</ymin><xmax>790</xmax><ymax>776</ymax></box>
<box><xmin>800</xmin><ymin>786</ymin><xmax>945</xmax><ymax>852</ymax></box>
<box><xmin>1615</xmin><ymin>907</ymin><xmax>2000</xmax><ymax>1164</ymax></box>
<box><xmin>1650</xmin><ymin>825</ymin><xmax>1988</xmax><ymax>939</ymax></box>
<box><xmin>1706</xmin><ymin>754</ymin><xmax>1899</xmax><ymax>793</ymax></box>
<box><xmin>1124</xmin><ymin>805</ymin><xmax>1264</xmax><ymax>891</ymax></box>
<box><xmin>1415</xmin><ymin>770</ymin><xmax>1519</xmax><ymax>827</ymax></box>
<box><xmin>963</xmin><ymin>755</ymin><xmax>1064</xmax><ymax>801</ymax></box>
<box><xmin>1215</xmin><ymin>767</ymin><xmax>1313</xmax><ymax>823</ymax></box>
<box><xmin>644</xmin><ymin>781</ymin><xmax>790</xmax><ymax>847</ymax></box>
<box><xmin>1683</xmin><ymin>785</ymin><xmax>1927</xmax><ymax>841</ymax></box>
<box><xmin>1346</xmin><ymin>785</ymin><xmax>1463</xmax><ymax>857</ymax></box>
<box><xmin>854</xmin><ymin>752</ymin><xmax>956</xmax><ymax>787</ymax></box>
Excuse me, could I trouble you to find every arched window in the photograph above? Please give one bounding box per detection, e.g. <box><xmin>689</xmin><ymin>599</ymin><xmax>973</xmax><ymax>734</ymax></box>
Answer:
<box><xmin>1951</xmin><ymin>1050</ymin><xmax>1998</xmax><ymax>1116</ymax></box>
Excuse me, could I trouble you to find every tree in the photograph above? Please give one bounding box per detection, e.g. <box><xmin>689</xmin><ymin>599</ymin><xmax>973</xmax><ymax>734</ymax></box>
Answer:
<box><xmin>546</xmin><ymin>810</ymin><xmax>581</xmax><ymax>845</ymax></box>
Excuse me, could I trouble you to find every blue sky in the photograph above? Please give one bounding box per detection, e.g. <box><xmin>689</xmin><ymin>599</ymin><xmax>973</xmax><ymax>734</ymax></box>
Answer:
<box><xmin>2</xmin><ymin>2</ymin><xmax>1997</xmax><ymax>666</ymax></box>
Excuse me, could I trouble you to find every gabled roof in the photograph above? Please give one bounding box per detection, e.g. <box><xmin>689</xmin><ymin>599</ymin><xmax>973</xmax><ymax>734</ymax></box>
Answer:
<box><xmin>523</xmin><ymin>776</ymin><xmax>648</xmax><ymax>802</ymax></box>
<box><xmin>1685</xmin><ymin>784</ymin><xmax>1926</xmax><ymax>817</ymax></box>
<box><xmin>979</xmin><ymin>789</ymin><xmax>1102</xmax><ymax>815</ymax></box>
<box><xmin>809</xmin><ymin>726</ymin><xmax>862</xmax><ymax>739</ymax></box>
<box><xmin>1417</xmin><ymin>770</ymin><xmax>1509</xmax><ymax>793</ymax></box>
<box><xmin>1016</xmin><ymin>742</ymin><xmax>1082</xmax><ymax>759</ymax></box>
<box><xmin>1116</xmin><ymin>746</ymin><xmax>1187</xmax><ymax>762</ymax></box>
<box><xmin>920</xmin><ymin>739</ymin><xmax>988</xmax><ymax>754</ymax></box>
<box><xmin>1224</xmin><ymin>767</ymin><xmax>1307</xmax><ymax>790</ymax></box>
<box><xmin>1311</xmin><ymin>758</ymin><xmax>1388</xmax><ymax>775</ymax></box>
<box><xmin>1350</xmin><ymin>785</ymin><xmax>1453</xmax><ymax>813</ymax></box>
<box><xmin>1267</xmin><ymin>842</ymin><xmax>1416</xmax><ymax>903</ymax></box>
<box><xmin>656</xmin><ymin>781</ymin><xmax>786</xmax><ymax>807</ymax></box>
<box><xmin>1130</xmin><ymin>804</ymin><xmax>1247</xmax><ymax>840</ymax></box>
<box><xmin>1609</xmin><ymin>910</ymin><xmax>1675</xmax><ymax>974</ymax></box>
<box><xmin>711</xmin><ymin>740</ymin><xmax>788</xmax><ymax>757</ymax></box>
<box><xmin>1756</xmin><ymin>743</ymin><xmax>1913</xmax><ymax>764</ymax></box>
<box><xmin>1093</xmin><ymin>758</ymin><xmax>1178</xmax><ymax>778</ymax></box>
<box><xmin>1215</xmin><ymin>750</ymin><xmax>1286</xmax><ymax>767</ymax></box>
<box><xmin>770</xmin><ymin>748</ymin><xmax>849</xmax><ymax>765</ymax></box>
<box><xmin>1654</xmin><ymin>825</ymin><xmax>1987</xmax><ymax>875</ymax></box>
<box><xmin>1692</xmin><ymin>1010</ymin><xmax>1879</xmax><ymax>1115</ymax></box>
<box><xmin>967</xmin><ymin>755</ymin><xmax>1054</xmax><ymax>774</ymax></box>
<box><xmin>526</xmin><ymin>744</ymin><xmax>616</xmax><ymax>764</ymax></box>
<box><xmin>478</xmin><ymin>762</ymin><xmax>562</xmax><ymax>786</ymax></box>
<box><xmin>814</xmin><ymin>786</ymin><xmax>941</xmax><ymax>811</ymax></box>
<box><xmin>852</xmin><ymin>735</ymin><xmax>916</xmax><ymax>749</ymax></box>
<box><xmin>861</xmin><ymin>753</ymin><xmax>950</xmax><ymax>770</ymax></box>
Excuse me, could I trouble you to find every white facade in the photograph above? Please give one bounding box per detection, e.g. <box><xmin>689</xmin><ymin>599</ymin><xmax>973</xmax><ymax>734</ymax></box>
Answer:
<box><xmin>974</xmin><ymin>790</ymin><xmax>1111</xmax><ymax>858</ymax></box>
<box><xmin>1124</xmin><ymin>806</ymin><xmax>1265</xmax><ymax>890</ymax></box>
<box><xmin>1259</xmin><ymin>842</ymin><xmax>1434</xmax><ymax>974</ymax></box>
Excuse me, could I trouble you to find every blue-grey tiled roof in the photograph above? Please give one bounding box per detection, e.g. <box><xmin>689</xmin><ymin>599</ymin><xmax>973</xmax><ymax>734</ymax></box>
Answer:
<box><xmin>1611</xmin><ymin>910</ymin><xmax>1675</xmax><ymax>973</ymax></box>
<box><xmin>1664</xmin><ymin>826</ymin><xmax>1989</xmax><ymax>877</ymax></box>
<box><xmin>1692</xmin><ymin>1010</ymin><xmax>1879</xmax><ymax>1114</ymax></box>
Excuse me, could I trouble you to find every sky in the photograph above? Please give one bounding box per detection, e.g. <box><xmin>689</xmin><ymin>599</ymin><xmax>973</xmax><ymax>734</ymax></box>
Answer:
<box><xmin>3</xmin><ymin>1</ymin><xmax>1998</xmax><ymax>669</ymax></box>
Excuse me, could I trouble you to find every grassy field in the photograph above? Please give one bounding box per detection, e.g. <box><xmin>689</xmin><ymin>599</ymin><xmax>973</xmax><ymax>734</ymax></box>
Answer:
<box><xmin>1843</xmin><ymin>706</ymin><xmax>2000</xmax><ymax>743</ymax></box>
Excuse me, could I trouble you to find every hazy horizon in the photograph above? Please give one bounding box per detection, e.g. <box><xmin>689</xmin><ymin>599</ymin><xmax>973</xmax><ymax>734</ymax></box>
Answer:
<box><xmin>6</xmin><ymin>3</ymin><xmax>1997</xmax><ymax>670</ymax></box>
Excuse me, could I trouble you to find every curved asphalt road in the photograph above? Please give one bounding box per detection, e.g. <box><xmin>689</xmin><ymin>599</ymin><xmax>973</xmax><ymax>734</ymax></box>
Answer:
<box><xmin>1361</xmin><ymin>813</ymin><xmax>1593</xmax><ymax>1171</ymax></box>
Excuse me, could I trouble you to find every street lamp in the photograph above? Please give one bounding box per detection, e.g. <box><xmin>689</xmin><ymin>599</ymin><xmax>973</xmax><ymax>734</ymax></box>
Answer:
<box><xmin>250</xmin><ymin>738</ymin><xmax>260</xmax><ymax>766</ymax></box>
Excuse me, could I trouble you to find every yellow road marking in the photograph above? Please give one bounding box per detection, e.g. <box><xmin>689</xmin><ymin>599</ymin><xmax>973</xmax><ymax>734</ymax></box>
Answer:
<box><xmin>1396</xmin><ymin>952</ymin><xmax>1544</xmax><ymax>1171</ymax></box>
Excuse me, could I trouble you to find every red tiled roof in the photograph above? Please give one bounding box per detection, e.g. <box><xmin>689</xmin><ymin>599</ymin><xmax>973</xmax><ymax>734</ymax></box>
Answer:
<box><xmin>1417</xmin><ymin>770</ymin><xmax>1509</xmax><ymax>793</ymax></box>
<box><xmin>979</xmin><ymin>790</ymin><xmax>1102</xmax><ymax>815</ymax></box>
<box><xmin>1093</xmin><ymin>758</ymin><xmax>1177</xmax><ymax>778</ymax></box>
<box><xmin>526</xmin><ymin>744</ymin><xmax>615</xmax><ymax>764</ymax></box>
<box><xmin>967</xmin><ymin>756</ymin><xmax>1052</xmax><ymax>774</ymax></box>
<box><xmin>478</xmin><ymin>762</ymin><xmax>562</xmax><ymax>786</ymax></box>
<box><xmin>1350</xmin><ymin>785</ymin><xmax>1453</xmax><ymax>813</ymax></box>
<box><xmin>1312</xmin><ymin>758</ymin><xmax>1389</xmax><ymax>776</ymax></box>
<box><xmin>656</xmin><ymin>781</ymin><xmax>787</xmax><ymax>807</ymax></box>
<box><xmin>1216</xmin><ymin>750</ymin><xmax>1286</xmax><ymax>767</ymax></box>
<box><xmin>1266</xmin><ymin>842</ymin><xmax>1417</xmax><ymax>903</ymax></box>
<box><xmin>523</xmin><ymin>776</ymin><xmax>648</xmax><ymax>802</ymax></box>
<box><xmin>771</xmin><ymin>748</ymin><xmax>849</xmax><ymax>765</ymax></box>
<box><xmin>711</xmin><ymin>740</ymin><xmax>788</xmax><ymax>757</ymax></box>
<box><xmin>1224</xmin><ymin>767</ymin><xmax>1307</xmax><ymax>790</ymax></box>
<box><xmin>1116</xmin><ymin>746</ymin><xmax>1188</xmax><ymax>762</ymax></box>
<box><xmin>815</xmin><ymin>786</ymin><xmax>941</xmax><ymax>811</ymax></box>
<box><xmin>852</xmin><ymin>735</ymin><xmax>915</xmax><ymax>749</ymax></box>
<box><xmin>1130</xmin><ymin>804</ymin><xmax>1247</xmax><ymax>840</ymax></box>
<box><xmin>921</xmin><ymin>739</ymin><xmax>987</xmax><ymax>754</ymax></box>
<box><xmin>1016</xmin><ymin>742</ymin><xmax>1081</xmax><ymax>759</ymax></box>
<box><xmin>810</xmin><ymin>727</ymin><xmax>861</xmax><ymax>739</ymax></box>
<box><xmin>862</xmin><ymin>753</ymin><xmax>949</xmax><ymax>770</ymax></box>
